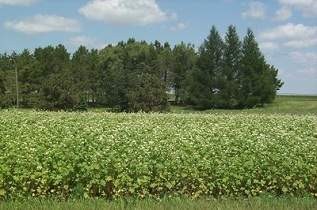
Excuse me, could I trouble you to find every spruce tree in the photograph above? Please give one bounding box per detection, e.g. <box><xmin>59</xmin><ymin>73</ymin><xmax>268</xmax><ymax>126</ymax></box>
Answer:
<box><xmin>188</xmin><ymin>26</ymin><xmax>223</xmax><ymax>109</ymax></box>
<box><xmin>221</xmin><ymin>25</ymin><xmax>242</xmax><ymax>108</ymax></box>
<box><xmin>0</xmin><ymin>30</ymin><xmax>282</xmax><ymax>111</ymax></box>
<box><xmin>0</xmin><ymin>55</ymin><xmax>5</xmax><ymax>97</ymax></box>
<box><xmin>259</xmin><ymin>64</ymin><xmax>283</xmax><ymax>105</ymax></box>
<box><xmin>159</xmin><ymin>42</ymin><xmax>173</xmax><ymax>86</ymax></box>
<box><xmin>71</xmin><ymin>46</ymin><xmax>99</xmax><ymax>106</ymax></box>
<box><xmin>17</xmin><ymin>49</ymin><xmax>38</xmax><ymax>107</ymax></box>
<box><xmin>239</xmin><ymin>29</ymin><xmax>266</xmax><ymax>108</ymax></box>
<box><xmin>172</xmin><ymin>42</ymin><xmax>196</xmax><ymax>104</ymax></box>
<box><xmin>240</xmin><ymin>29</ymin><xmax>283</xmax><ymax>107</ymax></box>
<box><xmin>98</xmin><ymin>46</ymin><xmax>126</xmax><ymax>109</ymax></box>
<box><xmin>0</xmin><ymin>76</ymin><xmax>5</xmax><ymax>108</ymax></box>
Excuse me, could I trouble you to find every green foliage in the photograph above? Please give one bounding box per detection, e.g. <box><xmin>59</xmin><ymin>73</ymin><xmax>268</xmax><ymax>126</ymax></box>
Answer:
<box><xmin>0</xmin><ymin>26</ymin><xmax>282</xmax><ymax>111</ymax></box>
<box><xmin>71</xmin><ymin>46</ymin><xmax>99</xmax><ymax>106</ymax></box>
<box><xmin>0</xmin><ymin>77</ymin><xmax>5</xmax><ymax>108</ymax></box>
<box><xmin>38</xmin><ymin>73</ymin><xmax>80</xmax><ymax>111</ymax></box>
<box><xmin>0</xmin><ymin>57</ymin><xmax>7</xmax><ymax>99</ymax></box>
<box><xmin>126</xmin><ymin>66</ymin><xmax>168</xmax><ymax>112</ymax></box>
<box><xmin>0</xmin><ymin>111</ymin><xmax>316</xmax><ymax>199</ymax></box>
<box><xmin>98</xmin><ymin>40</ymin><xmax>168</xmax><ymax>112</ymax></box>
<box><xmin>171</xmin><ymin>42</ymin><xmax>196</xmax><ymax>104</ymax></box>
<box><xmin>188</xmin><ymin>26</ymin><xmax>224</xmax><ymax>109</ymax></box>
<box><xmin>188</xmin><ymin>26</ymin><xmax>283</xmax><ymax>110</ymax></box>
<box><xmin>239</xmin><ymin>29</ymin><xmax>283</xmax><ymax>108</ymax></box>
<box><xmin>32</xmin><ymin>45</ymin><xmax>82</xmax><ymax>110</ymax></box>
<box><xmin>219</xmin><ymin>25</ymin><xmax>242</xmax><ymax>108</ymax></box>
<box><xmin>0</xmin><ymin>54</ymin><xmax>15</xmax><ymax>108</ymax></box>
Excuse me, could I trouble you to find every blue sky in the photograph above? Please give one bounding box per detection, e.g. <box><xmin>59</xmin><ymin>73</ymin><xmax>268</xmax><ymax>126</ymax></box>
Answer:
<box><xmin>1</xmin><ymin>0</ymin><xmax>316</xmax><ymax>94</ymax></box>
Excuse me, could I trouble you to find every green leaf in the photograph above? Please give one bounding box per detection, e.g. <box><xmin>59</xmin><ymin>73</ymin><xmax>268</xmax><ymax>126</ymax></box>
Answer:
<box><xmin>282</xmin><ymin>186</ymin><xmax>288</xmax><ymax>193</ymax></box>
<box><xmin>0</xmin><ymin>189</ymin><xmax>5</xmax><ymax>196</ymax></box>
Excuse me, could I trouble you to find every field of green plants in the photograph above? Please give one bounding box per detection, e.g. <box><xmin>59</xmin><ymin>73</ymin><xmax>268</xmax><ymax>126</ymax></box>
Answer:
<box><xmin>170</xmin><ymin>95</ymin><xmax>317</xmax><ymax>115</ymax></box>
<box><xmin>1</xmin><ymin>111</ymin><xmax>317</xmax><ymax>201</ymax></box>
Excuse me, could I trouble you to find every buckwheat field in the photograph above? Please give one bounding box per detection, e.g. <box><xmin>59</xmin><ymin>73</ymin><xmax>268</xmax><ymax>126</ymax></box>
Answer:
<box><xmin>0</xmin><ymin>111</ymin><xmax>317</xmax><ymax>199</ymax></box>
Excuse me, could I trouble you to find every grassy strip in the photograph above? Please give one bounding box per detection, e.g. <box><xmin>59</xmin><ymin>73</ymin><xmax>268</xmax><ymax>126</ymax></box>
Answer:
<box><xmin>1</xmin><ymin>197</ymin><xmax>317</xmax><ymax>210</ymax></box>
<box><xmin>170</xmin><ymin>95</ymin><xmax>317</xmax><ymax>115</ymax></box>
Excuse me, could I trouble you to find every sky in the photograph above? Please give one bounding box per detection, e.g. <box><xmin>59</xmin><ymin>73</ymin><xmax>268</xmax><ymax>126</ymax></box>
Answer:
<box><xmin>0</xmin><ymin>0</ymin><xmax>316</xmax><ymax>95</ymax></box>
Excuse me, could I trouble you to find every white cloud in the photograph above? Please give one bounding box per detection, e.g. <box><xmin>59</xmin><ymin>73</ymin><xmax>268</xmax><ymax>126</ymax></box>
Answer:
<box><xmin>278</xmin><ymin>0</ymin><xmax>317</xmax><ymax>17</ymax></box>
<box><xmin>259</xmin><ymin>41</ymin><xmax>279</xmax><ymax>50</ymax></box>
<box><xmin>170</xmin><ymin>22</ymin><xmax>187</xmax><ymax>32</ymax></box>
<box><xmin>0</xmin><ymin>0</ymin><xmax>37</xmax><ymax>6</ymax></box>
<box><xmin>274</xmin><ymin>7</ymin><xmax>292</xmax><ymax>21</ymax></box>
<box><xmin>260</xmin><ymin>23</ymin><xmax>317</xmax><ymax>48</ymax></box>
<box><xmin>4</xmin><ymin>15</ymin><xmax>80</xmax><ymax>34</ymax></box>
<box><xmin>289</xmin><ymin>51</ymin><xmax>317</xmax><ymax>64</ymax></box>
<box><xmin>242</xmin><ymin>1</ymin><xmax>266</xmax><ymax>19</ymax></box>
<box><xmin>79</xmin><ymin>0</ymin><xmax>169</xmax><ymax>25</ymax></box>
<box><xmin>69</xmin><ymin>36</ymin><xmax>106</xmax><ymax>49</ymax></box>
<box><xmin>289</xmin><ymin>51</ymin><xmax>317</xmax><ymax>76</ymax></box>
<box><xmin>299</xmin><ymin>67</ymin><xmax>317</xmax><ymax>76</ymax></box>
<box><xmin>261</xmin><ymin>23</ymin><xmax>317</xmax><ymax>40</ymax></box>
<box><xmin>284</xmin><ymin>38</ymin><xmax>317</xmax><ymax>48</ymax></box>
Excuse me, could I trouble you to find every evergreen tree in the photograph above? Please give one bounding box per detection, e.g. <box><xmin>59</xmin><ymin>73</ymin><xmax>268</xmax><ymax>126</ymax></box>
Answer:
<box><xmin>127</xmin><ymin>63</ymin><xmax>168</xmax><ymax>112</ymax></box>
<box><xmin>240</xmin><ymin>29</ymin><xmax>283</xmax><ymax>107</ymax></box>
<box><xmin>98</xmin><ymin>46</ymin><xmax>126</xmax><ymax>109</ymax></box>
<box><xmin>87</xmin><ymin>49</ymin><xmax>100</xmax><ymax>105</ymax></box>
<box><xmin>220</xmin><ymin>25</ymin><xmax>242</xmax><ymax>108</ymax></box>
<box><xmin>155</xmin><ymin>41</ymin><xmax>172</xmax><ymax>86</ymax></box>
<box><xmin>188</xmin><ymin>26</ymin><xmax>224</xmax><ymax>109</ymax></box>
<box><xmin>0</xmin><ymin>29</ymin><xmax>282</xmax><ymax>111</ymax></box>
<box><xmin>259</xmin><ymin>64</ymin><xmax>283</xmax><ymax>105</ymax></box>
<box><xmin>125</xmin><ymin>41</ymin><xmax>168</xmax><ymax>112</ymax></box>
<box><xmin>71</xmin><ymin>46</ymin><xmax>90</xmax><ymax>103</ymax></box>
<box><xmin>35</xmin><ymin>45</ymin><xmax>80</xmax><ymax>110</ymax></box>
<box><xmin>99</xmin><ymin>40</ymin><xmax>168</xmax><ymax>112</ymax></box>
<box><xmin>239</xmin><ymin>29</ymin><xmax>265</xmax><ymax>107</ymax></box>
<box><xmin>0</xmin><ymin>77</ymin><xmax>4</xmax><ymax>96</ymax></box>
<box><xmin>39</xmin><ymin>71</ymin><xmax>79</xmax><ymax>111</ymax></box>
<box><xmin>16</xmin><ymin>49</ymin><xmax>38</xmax><ymax>107</ymax></box>
<box><xmin>171</xmin><ymin>42</ymin><xmax>196</xmax><ymax>104</ymax></box>
<box><xmin>0</xmin><ymin>74</ymin><xmax>5</xmax><ymax>108</ymax></box>
<box><xmin>0</xmin><ymin>54</ymin><xmax>6</xmax><ymax>104</ymax></box>
<box><xmin>71</xmin><ymin>46</ymin><xmax>99</xmax><ymax>106</ymax></box>
<box><xmin>0</xmin><ymin>53</ymin><xmax>18</xmax><ymax>107</ymax></box>
<box><xmin>162</xmin><ymin>42</ymin><xmax>173</xmax><ymax>85</ymax></box>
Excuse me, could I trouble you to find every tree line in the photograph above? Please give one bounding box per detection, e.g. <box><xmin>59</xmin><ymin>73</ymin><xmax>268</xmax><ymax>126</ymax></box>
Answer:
<box><xmin>0</xmin><ymin>25</ymin><xmax>283</xmax><ymax>112</ymax></box>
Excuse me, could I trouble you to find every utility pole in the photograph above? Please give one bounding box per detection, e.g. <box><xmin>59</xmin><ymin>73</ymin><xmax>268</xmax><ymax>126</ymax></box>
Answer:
<box><xmin>11</xmin><ymin>57</ymin><xmax>19</xmax><ymax>108</ymax></box>
<box><xmin>15</xmin><ymin>62</ymin><xmax>19</xmax><ymax>109</ymax></box>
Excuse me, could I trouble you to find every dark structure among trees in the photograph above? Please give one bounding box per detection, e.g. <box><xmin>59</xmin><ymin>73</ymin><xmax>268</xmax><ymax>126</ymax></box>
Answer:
<box><xmin>0</xmin><ymin>26</ymin><xmax>283</xmax><ymax>112</ymax></box>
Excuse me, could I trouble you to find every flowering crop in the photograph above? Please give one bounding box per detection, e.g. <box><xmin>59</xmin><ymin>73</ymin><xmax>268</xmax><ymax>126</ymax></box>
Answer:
<box><xmin>0</xmin><ymin>111</ymin><xmax>317</xmax><ymax>199</ymax></box>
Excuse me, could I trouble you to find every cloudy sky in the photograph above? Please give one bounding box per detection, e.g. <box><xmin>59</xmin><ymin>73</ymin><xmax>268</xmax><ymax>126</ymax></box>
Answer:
<box><xmin>1</xmin><ymin>0</ymin><xmax>316</xmax><ymax>94</ymax></box>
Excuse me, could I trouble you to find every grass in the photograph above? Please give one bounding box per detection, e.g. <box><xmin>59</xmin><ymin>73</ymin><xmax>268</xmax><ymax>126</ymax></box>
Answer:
<box><xmin>170</xmin><ymin>95</ymin><xmax>317</xmax><ymax>115</ymax></box>
<box><xmin>4</xmin><ymin>95</ymin><xmax>317</xmax><ymax>115</ymax></box>
<box><xmin>1</xmin><ymin>197</ymin><xmax>317</xmax><ymax>210</ymax></box>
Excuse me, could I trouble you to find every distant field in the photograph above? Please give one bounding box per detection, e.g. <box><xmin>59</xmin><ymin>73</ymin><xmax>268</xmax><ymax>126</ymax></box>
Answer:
<box><xmin>170</xmin><ymin>95</ymin><xmax>317</xmax><ymax>115</ymax></box>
